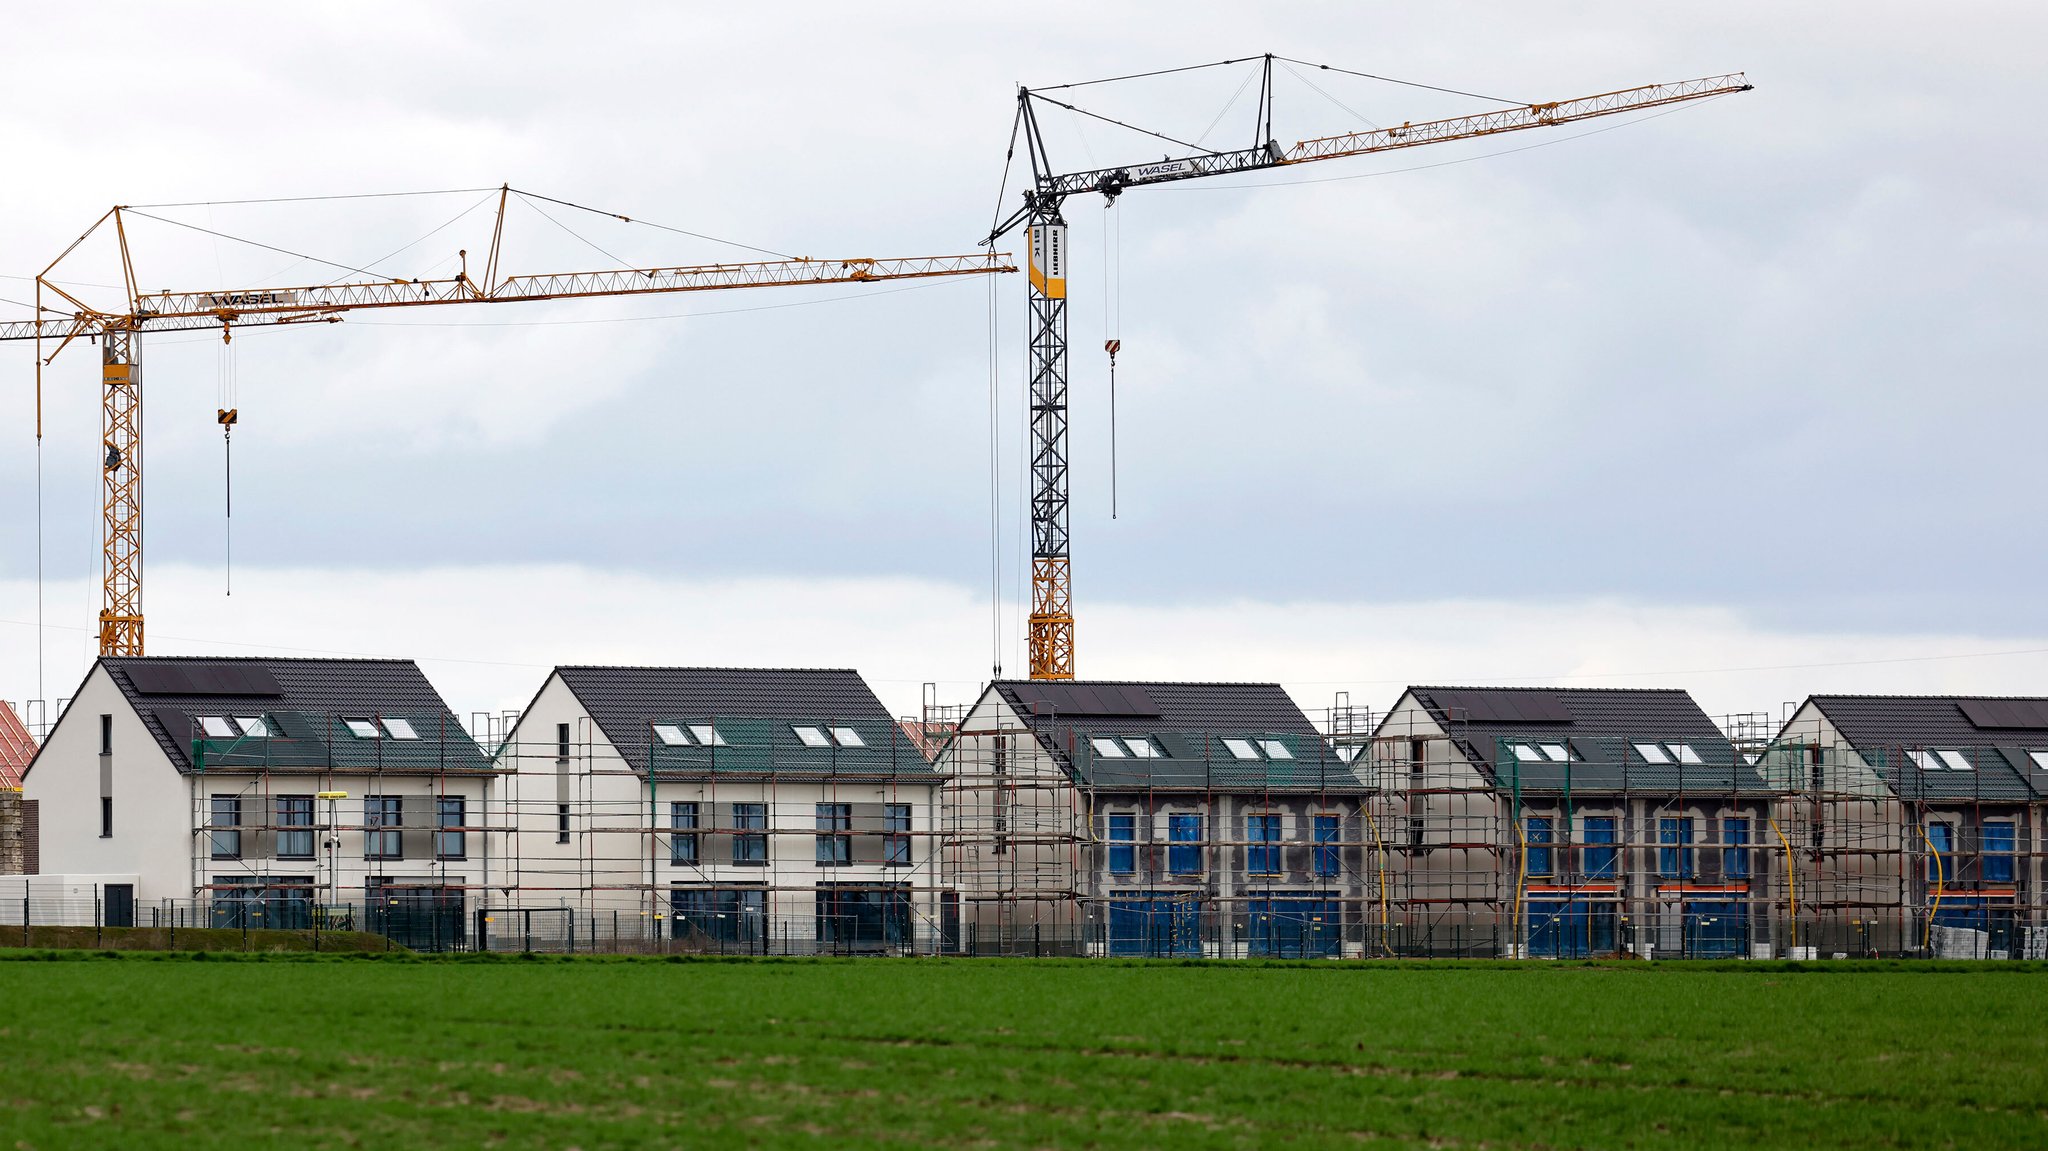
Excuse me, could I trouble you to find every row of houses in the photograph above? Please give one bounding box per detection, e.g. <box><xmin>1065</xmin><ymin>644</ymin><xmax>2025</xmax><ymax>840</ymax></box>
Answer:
<box><xmin>5</xmin><ymin>655</ymin><xmax>2044</xmax><ymax>958</ymax></box>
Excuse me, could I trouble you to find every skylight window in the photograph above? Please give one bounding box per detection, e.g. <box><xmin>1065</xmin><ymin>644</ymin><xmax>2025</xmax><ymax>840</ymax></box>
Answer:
<box><xmin>1222</xmin><ymin>738</ymin><xmax>1260</xmax><ymax>761</ymax></box>
<box><xmin>1538</xmin><ymin>743</ymin><xmax>1570</xmax><ymax>763</ymax></box>
<box><xmin>1669</xmin><ymin>744</ymin><xmax>1705</xmax><ymax>765</ymax></box>
<box><xmin>1937</xmin><ymin>750</ymin><xmax>1974</xmax><ymax>772</ymax></box>
<box><xmin>1091</xmin><ymin>737</ymin><xmax>1128</xmax><ymax>758</ymax></box>
<box><xmin>688</xmin><ymin>724</ymin><xmax>728</xmax><ymax>747</ymax></box>
<box><xmin>1259</xmin><ymin>739</ymin><xmax>1294</xmax><ymax>760</ymax></box>
<box><xmin>1126</xmin><ymin>738</ymin><xmax>1161</xmax><ymax>758</ymax></box>
<box><xmin>199</xmin><ymin>716</ymin><xmax>236</xmax><ymax>739</ymax></box>
<box><xmin>831</xmin><ymin>727</ymin><xmax>865</xmax><ymax>748</ymax></box>
<box><xmin>381</xmin><ymin>718</ymin><xmax>419</xmax><ymax>740</ymax></box>
<box><xmin>1511</xmin><ymin>744</ymin><xmax>1544</xmax><ymax>763</ymax></box>
<box><xmin>652</xmin><ymin>724</ymin><xmax>690</xmax><ymax>747</ymax></box>
<box><xmin>1634</xmin><ymin>743</ymin><xmax>1671</xmax><ymax>764</ymax></box>
<box><xmin>344</xmin><ymin>719</ymin><xmax>380</xmax><ymax>739</ymax></box>
<box><xmin>234</xmin><ymin>717</ymin><xmax>269</xmax><ymax>738</ymax></box>
<box><xmin>2030</xmin><ymin>750</ymin><xmax>2048</xmax><ymax>772</ymax></box>
<box><xmin>1908</xmin><ymin>750</ymin><xmax>1941</xmax><ymax>772</ymax></box>
<box><xmin>793</xmin><ymin>726</ymin><xmax>831</xmax><ymax>748</ymax></box>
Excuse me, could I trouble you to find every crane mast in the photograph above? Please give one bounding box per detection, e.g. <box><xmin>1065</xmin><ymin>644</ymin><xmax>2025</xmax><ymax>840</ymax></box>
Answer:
<box><xmin>4</xmin><ymin>191</ymin><xmax>1014</xmax><ymax>655</ymax></box>
<box><xmin>989</xmin><ymin>59</ymin><xmax>1750</xmax><ymax>679</ymax></box>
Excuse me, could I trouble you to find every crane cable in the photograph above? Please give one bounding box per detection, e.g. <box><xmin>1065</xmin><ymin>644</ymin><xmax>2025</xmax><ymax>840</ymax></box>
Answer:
<box><xmin>1104</xmin><ymin>199</ymin><xmax>1122</xmax><ymax>519</ymax></box>
<box><xmin>217</xmin><ymin>326</ymin><xmax>238</xmax><ymax>596</ymax></box>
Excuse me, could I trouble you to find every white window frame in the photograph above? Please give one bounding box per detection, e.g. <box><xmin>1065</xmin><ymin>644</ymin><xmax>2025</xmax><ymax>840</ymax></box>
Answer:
<box><xmin>1126</xmin><ymin>737</ymin><xmax>1161</xmax><ymax>758</ymax></box>
<box><xmin>1538</xmin><ymin>743</ymin><xmax>1570</xmax><ymax>763</ymax></box>
<box><xmin>830</xmin><ymin>726</ymin><xmax>865</xmax><ymax>748</ymax></box>
<box><xmin>344</xmin><ymin>719</ymin><xmax>380</xmax><ymax>739</ymax></box>
<box><xmin>1634</xmin><ymin>742</ymin><xmax>1671</xmax><ymax>764</ymax></box>
<box><xmin>1936</xmin><ymin>749</ymin><xmax>1974</xmax><ymax>772</ymax></box>
<box><xmin>689</xmin><ymin>724</ymin><xmax>728</xmax><ymax>747</ymax></box>
<box><xmin>382</xmin><ymin>717</ymin><xmax>420</xmax><ymax>740</ymax></box>
<box><xmin>199</xmin><ymin>716</ymin><xmax>236</xmax><ymax>739</ymax></box>
<box><xmin>1221</xmin><ymin>737</ymin><xmax>1261</xmax><ymax>761</ymax></box>
<box><xmin>1908</xmin><ymin>749</ymin><xmax>1941</xmax><ymax>772</ymax></box>
<box><xmin>793</xmin><ymin>725</ymin><xmax>831</xmax><ymax>748</ymax></box>
<box><xmin>1510</xmin><ymin>744</ymin><xmax>1544</xmax><ymax>763</ymax></box>
<box><xmin>234</xmin><ymin>716</ymin><xmax>269</xmax><ymax>738</ymax></box>
<box><xmin>1669</xmin><ymin>743</ymin><xmax>1705</xmax><ymax>765</ymax></box>
<box><xmin>1259</xmin><ymin>739</ymin><xmax>1294</xmax><ymax>760</ymax></box>
<box><xmin>652</xmin><ymin>724</ymin><xmax>691</xmax><ymax>747</ymax></box>
<box><xmin>1091</xmin><ymin>737</ymin><xmax>1127</xmax><ymax>758</ymax></box>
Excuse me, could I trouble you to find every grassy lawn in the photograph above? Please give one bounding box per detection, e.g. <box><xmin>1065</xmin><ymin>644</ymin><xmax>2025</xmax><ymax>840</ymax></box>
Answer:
<box><xmin>0</xmin><ymin>955</ymin><xmax>2041</xmax><ymax>1149</ymax></box>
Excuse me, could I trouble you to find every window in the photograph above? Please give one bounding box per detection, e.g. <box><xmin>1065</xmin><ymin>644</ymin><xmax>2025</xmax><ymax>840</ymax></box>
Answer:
<box><xmin>1908</xmin><ymin>750</ymin><xmax>1940</xmax><ymax>772</ymax></box>
<box><xmin>733</xmin><ymin>803</ymin><xmax>767</xmax><ymax>864</ymax></box>
<box><xmin>690</xmin><ymin>724</ymin><xmax>728</xmax><ymax>747</ymax></box>
<box><xmin>653</xmin><ymin>724</ymin><xmax>690</xmax><ymax>747</ymax></box>
<box><xmin>436</xmin><ymin>796</ymin><xmax>466</xmax><ymax>860</ymax></box>
<box><xmin>831</xmin><ymin>727</ymin><xmax>865</xmax><ymax>748</ymax></box>
<box><xmin>1669</xmin><ymin>744</ymin><xmax>1705</xmax><ymax>765</ymax></box>
<box><xmin>1937</xmin><ymin>749</ymin><xmax>1974</xmax><ymax>772</ymax></box>
<box><xmin>200</xmin><ymin>716</ymin><xmax>237</xmax><ymax>739</ymax></box>
<box><xmin>671</xmin><ymin>888</ymin><xmax>765</xmax><ymax>943</ymax></box>
<box><xmin>556</xmin><ymin>722</ymin><xmax>571</xmax><ymax>759</ymax></box>
<box><xmin>1407</xmin><ymin>817</ymin><xmax>1425</xmax><ymax>848</ymax></box>
<box><xmin>1658</xmin><ymin>817</ymin><xmax>1695</xmax><ymax>879</ymax></box>
<box><xmin>1222</xmin><ymin>738</ymin><xmax>1260</xmax><ymax>761</ymax></box>
<box><xmin>1525</xmin><ymin>816</ymin><xmax>1554</xmax><ymax>877</ymax></box>
<box><xmin>276</xmin><ymin>796</ymin><xmax>315</xmax><ymax>859</ymax></box>
<box><xmin>670</xmin><ymin>801</ymin><xmax>700</xmax><ymax>866</ymax></box>
<box><xmin>556</xmin><ymin>803</ymin><xmax>570</xmax><ymax>844</ymax></box>
<box><xmin>1926</xmin><ymin>822</ymin><xmax>1957</xmax><ymax>884</ymax></box>
<box><xmin>210</xmin><ymin>796</ymin><xmax>242</xmax><ymax>860</ymax></box>
<box><xmin>1247</xmin><ymin>813</ymin><xmax>1281</xmax><ymax>874</ymax></box>
<box><xmin>382</xmin><ymin>717</ymin><xmax>420</xmax><ymax>740</ymax></box>
<box><xmin>1313</xmin><ymin>814</ymin><xmax>1340</xmax><ymax>877</ymax></box>
<box><xmin>1091</xmin><ymin>737</ymin><xmax>1127</xmax><ymax>758</ymax></box>
<box><xmin>344</xmin><ymin>719</ymin><xmax>380</xmax><ymax>739</ymax></box>
<box><xmin>794</xmin><ymin>726</ymin><xmax>831</xmax><ymax>748</ymax></box>
<box><xmin>1408</xmin><ymin>739</ymin><xmax>1427</xmax><ymax>776</ymax></box>
<box><xmin>99</xmin><ymin>714</ymin><xmax>112</xmax><ymax>755</ymax></box>
<box><xmin>2030</xmin><ymin>750</ymin><xmax>2048</xmax><ymax>773</ymax></box>
<box><xmin>1126</xmin><ymin>738</ymin><xmax>1161</xmax><ymax>758</ymax></box>
<box><xmin>884</xmin><ymin>803</ymin><xmax>912</xmax><ymax>865</ymax></box>
<box><xmin>816</xmin><ymin>803</ymin><xmax>852</xmax><ymax>866</ymax></box>
<box><xmin>1168</xmin><ymin>813</ymin><xmax>1203</xmax><ymax>875</ymax></box>
<box><xmin>101</xmin><ymin>797</ymin><xmax>114</xmax><ymax>839</ymax></box>
<box><xmin>1722</xmin><ymin>817</ymin><xmax>1751</xmax><ymax>880</ymax></box>
<box><xmin>234</xmin><ymin>716</ymin><xmax>269</xmax><ymax>738</ymax></box>
<box><xmin>1510</xmin><ymin>744</ymin><xmax>1544</xmax><ymax>763</ymax></box>
<box><xmin>1582</xmin><ymin>816</ymin><xmax>1618</xmax><ymax>879</ymax></box>
<box><xmin>1983</xmin><ymin>821</ymin><xmax>2017</xmax><ymax>884</ymax></box>
<box><xmin>1537</xmin><ymin>744</ymin><xmax>1570</xmax><ymax>763</ymax></box>
<box><xmin>365</xmin><ymin>796</ymin><xmax>402</xmax><ymax>860</ymax></box>
<box><xmin>1107</xmin><ymin>813</ymin><xmax>1136</xmax><ymax>874</ymax></box>
<box><xmin>1259</xmin><ymin>739</ymin><xmax>1294</xmax><ymax>760</ymax></box>
<box><xmin>1633</xmin><ymin>742</ymin><xmax>1671</xmax><ymax>764</ymax></box>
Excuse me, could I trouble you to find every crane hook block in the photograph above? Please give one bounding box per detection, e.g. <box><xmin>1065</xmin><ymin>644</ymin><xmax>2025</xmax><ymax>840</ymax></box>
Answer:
<box><xmin>1104</xmin><ymin>338</ymin><xmax>1120</xmax><ymax>363</ymax></box>
<box><xmin>217</xmin><ymin>408</ymin><xmax>238</xmax><ymax>428</ymax></box>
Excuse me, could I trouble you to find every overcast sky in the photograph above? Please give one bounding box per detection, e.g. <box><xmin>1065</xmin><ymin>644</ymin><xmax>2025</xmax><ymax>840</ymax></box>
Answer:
<box><xmin>4</xmin><ymin>3</ymin><xmax>2045</xmax><ymax>724</ymax></box>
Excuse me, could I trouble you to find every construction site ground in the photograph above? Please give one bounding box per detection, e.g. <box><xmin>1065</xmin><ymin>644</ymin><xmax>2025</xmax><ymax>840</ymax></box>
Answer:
<box><xmin>0</xmin><ymin>954</ymin><xmax>2039</xmax><ymax>1149</ymax></box>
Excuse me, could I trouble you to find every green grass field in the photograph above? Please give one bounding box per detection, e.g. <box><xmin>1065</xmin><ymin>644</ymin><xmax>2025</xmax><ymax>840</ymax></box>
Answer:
<box><xmin>0</xmin><ymin>954</ymin><xmax>2041</xmax><ymax>1149</ymax></box>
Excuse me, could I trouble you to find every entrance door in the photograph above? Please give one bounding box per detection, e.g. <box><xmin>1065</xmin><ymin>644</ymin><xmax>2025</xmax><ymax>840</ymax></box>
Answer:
<box><xmin>103</xmin><ymin>884</ymin><xmax>135</xmax><ymax>928</ymax></box>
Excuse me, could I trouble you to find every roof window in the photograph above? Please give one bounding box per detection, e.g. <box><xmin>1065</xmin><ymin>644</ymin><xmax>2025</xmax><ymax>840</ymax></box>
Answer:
<box><xmin>1222</xmin><ymin>738</ymin><xmax>1260</xmax><ymax>761</ymax></box>
<box><xmin>1937</xmin><ymin>749</ymin><xmax>1974</xmax><ymax>772</ymax></box>
<box><xmin>652</xmin><ymin>724</ymin><xmax>690</xmax><ymax>747</ymax></box>
<box><xmin>1091</xmin><ymin>737</ymin><xmax>1128</xmax><ymax>758</ymax></box>
<box><xmin>1538</xmin><ymin>743</ymin><xmax>1571</xmax><ymax>762</ymax></box>
<box><xmin>1259</xmin><ymin>739</ymin><xmax>1294</xmax><ymax>760</ymax></box>
<box><xmin>199</xmin><ymin>716</ymin><xmax>236</xmax><ymax>739</ymax></box>
<box><xmin>688</xmin><ymin>724</ymin><xmax>728</xmax><ymax>747</ymax></box>
<box><xmin>2030</xmin><ymin>750</ymin><xmax>2048</xmax><ymax>771</ymax></box>
<box><xmin>1126</xmin><ymin>738</ymin><xmax>1161</xmax><ymax>758</ymax></box>
<box><xmin>793</xmin><ymin>726</ymin><xmax>831</xmax><ymax>748</ymax></box>
<box><xmin>1908</xmin><ymin>750</ymin><xmax>1940</xmax><ymax>772</ymax></box>
<box><xmin>1634</xmin><ymin>742</ymin><xmax>1671</xmax><ymax>764</ymax></box>
<box><xmin>234</xmin><ymin>716</ymin><xmax>269</xmax><ymax>738</ymax></box>
<box><xmin>1669</xmin><ymin>743</ymin><xmax>1704</xmax><ymax>765</ymax></box>
<box><xmin>831</xmin><ymin>726</ymin><xmax>865</xmax><ymax>748</ymax></box>
<box><xmin>344</xmin><ymin>719</ymin><xmax>379</xmax><ymax>739</ymax></box>
<box><xmin>1510</xmin><ymin>744</ymin><xmax>1544</xmax><ymax>763</ymax></box>
<box><xmin>381</xmin><ymin>718</ymin><xmax>419</xmax><ymax>740</ymax></box>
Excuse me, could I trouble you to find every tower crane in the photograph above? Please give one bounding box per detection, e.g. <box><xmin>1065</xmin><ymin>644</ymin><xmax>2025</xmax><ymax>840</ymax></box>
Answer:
<box><xmin>1</xmin><ymin>186</ymin><xmax>1014</xmax><ymax>656</ymax></box>
<box><xmin>983</xmin><ymin>57</ymin><xmax>1751</xmax><ymax>680</ymax></box>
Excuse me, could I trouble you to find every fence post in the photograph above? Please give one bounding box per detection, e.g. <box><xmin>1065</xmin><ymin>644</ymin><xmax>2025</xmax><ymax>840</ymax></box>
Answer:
<box><xmin>95</xmin><ymin>885</ymin><xmax>102</xmax><ymax>947</ymax></box>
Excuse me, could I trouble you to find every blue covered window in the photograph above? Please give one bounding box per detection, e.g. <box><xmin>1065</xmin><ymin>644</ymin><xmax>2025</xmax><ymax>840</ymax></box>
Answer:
<box><xmin>1107</xmin><ymin>813</ymin><xmax>1136</xmax><ymax>875</ymax></box>
<box><xmin>1983</xmin><ymin>821</ymin><xmax>2017</xmax><ymax>884</ymax></box>
<box><xmin>1168</xmin><ymin>814</ymin><xmax>1203</xmax><ymax>875</ymax></box>
<box><xmin>1313</xmin><ymin>814</ymin><xmax>1340</xmax><ymax>877</ymax></box>
<box><xmin>1722</xmin><ymin>817</ymin><xmax>1750</xmax><ymax>880</ymax></box>
<box><xmin>1582</xmin><ymin>817</ymin><xmax>1617</xmax><ymax>879</ymax></box>
<box><xmin>1926</xmin><ymin>822</ymin><xmax>1957</xmax><ymax>884</ymax></box>
<box><xmin>1658</xmin><ymin>817</ymin><xmax>1694</xmax><ymax>879</ymax></box>
<box><xmin>1247</xmin><ymin>813</ymin><xmax>1281</xmax><ymax>874</ymax></box>
<box><xmin>1525</xmin><ymin>816</ymin><xmax>1554</xmax><ymax>877</ymax></box>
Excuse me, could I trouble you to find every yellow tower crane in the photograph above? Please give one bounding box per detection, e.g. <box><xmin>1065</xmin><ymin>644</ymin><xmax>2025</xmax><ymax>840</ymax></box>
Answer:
<box><xmin>983</xmin><ymin>59</ymin><xmax>1751</xmax><ymax>679</ymax></box>
<box><xmin>2</xmin><ymin>186</ymin><xmax>1014</xmax><ymax>655</ymax></box>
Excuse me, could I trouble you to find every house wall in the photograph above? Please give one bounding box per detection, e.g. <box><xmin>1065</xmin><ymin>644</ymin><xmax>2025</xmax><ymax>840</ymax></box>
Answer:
<box><xmin>1368</xmin><ymin>695</ymin><xmax>1506</xmax><ymax>945</ymax></box>
<box><xmin>1770</xmin><ymin>704</ymin><xmax>1924</xmax><ymax>954</ymax></box>
<box><xmin>938</xmin><ymin>692</ymin><xmax>1087</xmax><ymax>948</ymax></box>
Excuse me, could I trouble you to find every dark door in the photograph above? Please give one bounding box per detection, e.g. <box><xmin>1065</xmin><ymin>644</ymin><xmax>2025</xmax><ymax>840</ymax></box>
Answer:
<box><xmin>103</xmin><ymin>884</ymin><xmax>135</xmax><ymax>928</ymax></box>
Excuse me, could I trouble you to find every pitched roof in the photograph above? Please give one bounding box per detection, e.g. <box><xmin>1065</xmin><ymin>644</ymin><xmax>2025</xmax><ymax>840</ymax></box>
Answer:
<box><xmin>988</xmin><ymin>680</ymin><xmax>1360</xmax><ymax>791</ymax></box>
<box><xmin>1799</xmin><ymin>695</ymin><xmax>2045</xmax><ymax>801</ymax></box>
<box><xmin>0</xmin><ymin>702</ymin><xmax>34</xmax><ymax>789</ymax></box>
<box><xmin>550</xmin><ymin>666</ymin><xmax>933</xmax><ymax>778</ymax></box>
<box><xmin>92</xmin><ymin>656</ymin><xmax>487</xmax><ymax>775</ymax></box>
<box><xmin>1393</xmin><ymin>686</ymin><xmax>1766</xmax><ymax>794</ymax></box>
